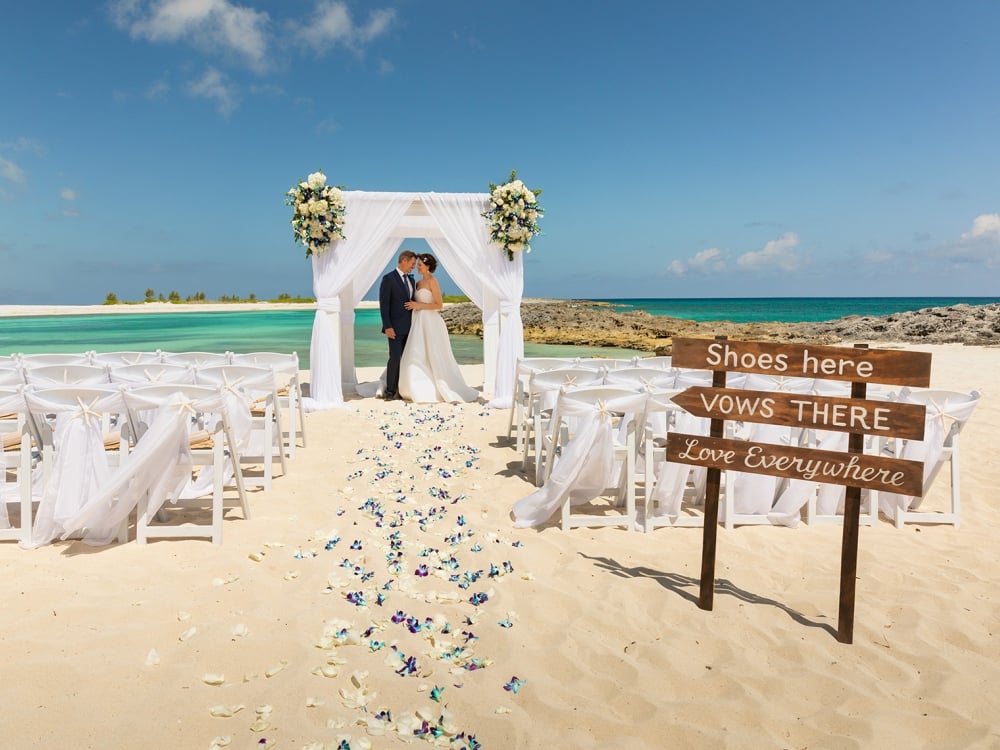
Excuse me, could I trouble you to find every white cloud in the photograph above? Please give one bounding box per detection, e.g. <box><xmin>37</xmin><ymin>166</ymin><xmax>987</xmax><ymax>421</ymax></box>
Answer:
<box><xmin>111</xmin><ymin>0</ymin><xmax>271</xmax><ymax>71</ymax></box>
<box><xmin>188</xmin><ymin>67</ymin><xmax>238</xmax><ymax>114</ymax></box>
<box><xmin>689</xmin><ymin>247</ymin><xmax>726</xmax><ymax>272</ymax></box>
<box><xmin>932</xmin><ymin>212</ymin><xmax>1000</xmax><ymax>268</ymax></box>
<box><xmin>292</xmin><ymin>1</ymin><xmax>396</xmax><ymax>53</ymax></box>
<box><xmin>60</xmin><ymin>188</ymin><xmax>77</xmax><ymax>201</ymax></box>
<box><xmin>666</xmin><ymin>247</ymin><xmax>727</xmax><ymax>276</ymax></box>
<box><xmin>666</xmin><ymin>259</ymin><xmax>686</xmax><ymax>276</ymax></box>
<box><xmin>960</xmin><ymin>213</ymin><xmax>1000</xmax><ymax>241</ymax></box>
<box><xmin>0</xmin><ymin>157</ymin><xmax>26</xmax><ymax>185</ymax></box>
<box><xmin>736</xmin><ymin>231</ymin><xmax>803</xmax><ymax>271</ymax></box>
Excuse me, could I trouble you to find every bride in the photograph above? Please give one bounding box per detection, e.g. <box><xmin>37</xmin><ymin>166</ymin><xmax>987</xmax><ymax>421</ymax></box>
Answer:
<box><xmin>398</xmin><ymin>253</ymin><xmax>479</xmax><ymax>403</ymax></box>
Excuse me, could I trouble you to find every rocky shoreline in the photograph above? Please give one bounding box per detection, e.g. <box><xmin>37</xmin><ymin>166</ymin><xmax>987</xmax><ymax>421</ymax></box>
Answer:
<box><xmin>441</xmin><ymin>300</ymin><xmax>1000</xmax><ymax>354</ymax></box>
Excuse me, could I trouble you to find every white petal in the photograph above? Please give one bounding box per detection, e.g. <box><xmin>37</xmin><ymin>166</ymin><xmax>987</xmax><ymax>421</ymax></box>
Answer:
<box><xmin>265</xmin><ymin>660</ymin><xmax>288</xmax><ymax>678</ymax></box>
<box><xmin>178</xmin><ymin>627</ymin><xmax>198</xmax><ymax>642</ymax></box>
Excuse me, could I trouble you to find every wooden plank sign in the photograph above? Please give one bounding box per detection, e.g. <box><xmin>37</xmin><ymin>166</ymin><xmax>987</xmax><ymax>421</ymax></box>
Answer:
<box><xmin>672</xmin><ymin>338</ymin><xmax>932</xmax><ymax>387</ymax></box>
<box><xmin>666</xmin><ymin>336</ymin><xmax>933</xmax><ymax>645</ymax></box>
<box><xmin>665</xmin><ymin>432</ymin><xmax>925</xmax><ymax>496</ymax></box>
<box><xmin>671</xmin><ymin>386</ymin><xmax>926</xmax><ymax>440</ymax></box>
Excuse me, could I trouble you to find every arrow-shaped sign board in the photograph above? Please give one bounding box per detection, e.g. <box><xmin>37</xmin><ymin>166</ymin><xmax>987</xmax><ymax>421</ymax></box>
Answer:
<box><xmin>671</xmin><ymin>338</ymin><xmax>932</xmax><ymax>387</ymax></box>
<box><xmin>671</xmin><ymin>386</ymin><xmax>926</xmax><ymax>440</ymax></box>
<box><xmin>665</xmin><ymin>433</ymin><xmax>925</xmax><ymax>496</ymax></box>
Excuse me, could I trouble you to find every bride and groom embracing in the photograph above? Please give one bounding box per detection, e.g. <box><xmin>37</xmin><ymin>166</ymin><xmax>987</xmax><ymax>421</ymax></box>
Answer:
<box><xmin>378</xmin><ymin>249</ymin><xmax>479</xmax><ymax>404</ymax></box>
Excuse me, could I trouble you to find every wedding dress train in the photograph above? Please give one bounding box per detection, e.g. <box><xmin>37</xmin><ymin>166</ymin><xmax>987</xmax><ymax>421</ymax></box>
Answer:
<box><xmin>399</xmin><ymin>289</ymin><xmax>478</xmax><ymax>403</ymax></box>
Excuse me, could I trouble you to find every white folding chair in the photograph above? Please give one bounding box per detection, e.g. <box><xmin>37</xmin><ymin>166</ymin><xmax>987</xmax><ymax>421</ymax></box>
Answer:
<box><xmin>512</xmin><ymin>386</ymin><xmax>647</xmax><ymax>531</ymax></box>
<box><xmin>20</xmin><ymin>385</ymin><xmax>130</xmax><ymax>546</ymax></box>
<box><xmin>195</xmin><ymin>365</ymin><xmax>287</xmax><ymax>491</ymax></box>
<box><xmin>161</xmin><ymin>352</ymin><xmax>233</xmax><ymax>368</ymax></box>
<box><xmin>229</xmin><ymin>352</ymin><xmax>306</xmax><ymax>457</ymax></box>
<box><xmin>109</xmin><ymin>362</ymin><xmax>196</xmax><ymax>385</ymax></box>
<box><xmin>636</xmin><ymin>390</ymin><xmax>685</xmax><ymax>531</ymax></box>
<box><xmin>633</xmin><ymin>355</ymin><xmax>674</xmax><ymax>370</ymax></box>
<box><xmin>506</xmin><ymin>357</ymin><xmax>579</xmax><ymax>452</ymax></box>
<box><xmin>90</xmin><ymin>351</ymin><xmax>164</xmax><ymax>367</ymax></box>
<box><xmin>721</xmin><ymin>374</ymin><xmax>816</xmax><ymax>528</ymax></box>
<box><xmin>120</xmin><ymin>383</ymin><xmax>250</xmax><ymax>545</ymax></box>
<box><xmin>574</xmin><ymin>357</ymin><xmax>633</xmax><ymax>371</ymax></box>
<box><xmin>523</xmin><ymin>367</ymin><xmax>606</xmax><ymax>482</ymax></box>
<box><xmin>604</xmin><ymin>367</ymin><xmax>678</xmax><ymax>393</ymax></box>
<box><xmin>22</xmin><ymin>363</ymin><xmax>111</xmax><ymax>386</ymax></box>
<box><xmin>0</xmin><ymin>387</ymin><xmax>35</xmax><ymax>544</ymax></box>
<box><xmin>876</xmin><ymin>389</ymin><xmax>980</xmax><ymax>528</ymax></box>
<box><xmin>798</xmin><ymin>382</ymin><xmax>890</xmax><ymax>527</ymax></box>
<box><xmin>17</xmin><ymin>353</ymin><xmax>93</xmax><ymax>367</ymax></box>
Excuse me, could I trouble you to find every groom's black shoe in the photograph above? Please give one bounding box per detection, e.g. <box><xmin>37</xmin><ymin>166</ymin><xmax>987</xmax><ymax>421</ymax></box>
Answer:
<box><xmin>383</xmin><ymin>392</ymin><xmax>397</xmax><ymax>401</ymax></box>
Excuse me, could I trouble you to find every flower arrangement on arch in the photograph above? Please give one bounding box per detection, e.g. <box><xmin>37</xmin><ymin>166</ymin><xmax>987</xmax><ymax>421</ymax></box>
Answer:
<box><xmin>285</xmin><ymin>170</ymin><xmax>346</xmax><ymax>257</ymax></box>
<box><xmin>482</xmin><ymin>170</ymin><xmax>543</xmax><ymax>261</ymax></box>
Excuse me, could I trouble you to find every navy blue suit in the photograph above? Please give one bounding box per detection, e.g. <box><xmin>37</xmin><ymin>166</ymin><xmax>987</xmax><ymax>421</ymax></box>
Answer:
<box><xmin>379</xmin><ymin>269</ymin><xmax>413</xmax><ymax>397</ymax></box>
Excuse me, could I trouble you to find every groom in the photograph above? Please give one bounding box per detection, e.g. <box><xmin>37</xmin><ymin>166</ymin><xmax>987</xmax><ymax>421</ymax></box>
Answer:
<box><xmin>379</xmin><ymin>249</ymin><xmax>418</xmax><ymax>400</ymax></box>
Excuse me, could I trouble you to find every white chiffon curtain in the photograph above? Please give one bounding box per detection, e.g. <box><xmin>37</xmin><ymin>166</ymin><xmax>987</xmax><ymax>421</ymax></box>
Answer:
<box><xmin>422</xmin><ymin>192</ymin><xmax>524</xmax><ymax>409</ymax></box>
<box><xmin>305</xmin><ymin>192</ymin><xmax>415</xmax><ymax>410</ymax></box>
<box><xmin>304</xmin><ymin>191</ymin><xmax>525</xmax><ymax>410</ymax></box>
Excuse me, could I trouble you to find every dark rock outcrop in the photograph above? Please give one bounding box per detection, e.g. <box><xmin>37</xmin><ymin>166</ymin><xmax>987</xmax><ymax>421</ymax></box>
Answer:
<box><xmin>441</xmin><ymin>301</ymin><xmax>1000</xmax><ymax>353</ymax></box>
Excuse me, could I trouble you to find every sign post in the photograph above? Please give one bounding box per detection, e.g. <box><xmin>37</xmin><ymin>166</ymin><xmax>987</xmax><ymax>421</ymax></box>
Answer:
<box><xmin>668</xmin><ymin>337</ymin><xmax>932</xmax><ymax>643</ymax></box>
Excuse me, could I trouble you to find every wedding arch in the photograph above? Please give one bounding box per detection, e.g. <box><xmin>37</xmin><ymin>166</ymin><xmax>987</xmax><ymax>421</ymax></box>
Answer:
<box><xmin>303</xmin><ymin>191</ymin><xmax>525</xmax><ymax>411</ymax></box>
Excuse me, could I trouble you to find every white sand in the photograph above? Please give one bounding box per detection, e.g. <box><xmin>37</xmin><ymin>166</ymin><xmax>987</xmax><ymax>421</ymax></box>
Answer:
<box><xmin>2</xmin><ymin>344</ymin><xmax>999</xmax><ymax>748</ymax></box>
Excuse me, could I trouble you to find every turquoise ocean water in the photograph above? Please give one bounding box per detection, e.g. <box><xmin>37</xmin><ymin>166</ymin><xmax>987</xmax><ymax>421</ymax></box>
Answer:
<box><xmin>2</xmin><ymin>297</ymin><xmax>997</xmax><ymax>369</ymax></box>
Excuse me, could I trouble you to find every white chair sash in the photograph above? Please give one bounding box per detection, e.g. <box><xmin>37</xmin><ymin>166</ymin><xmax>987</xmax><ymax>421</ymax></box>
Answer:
<box><xmin>512</xmin><ymin>389</ymin><xmax>648</xmax><ymax>528</ymax></box>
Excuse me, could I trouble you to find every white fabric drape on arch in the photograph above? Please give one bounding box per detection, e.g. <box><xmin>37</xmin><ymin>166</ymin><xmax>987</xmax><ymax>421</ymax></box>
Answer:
<box><xmin>421</xmin><ymin>192</ymin><xmax>524</xmax><ymax>409</ymax></box>
<box><xmin>305</xmin><ymin>193</ymin><xmax>415</xmax><ymax>410</ymax></box>
<box><xmin>304</xmin><ymin>191</ymin><xmax>525</xmax><ymax>410</ymax></box>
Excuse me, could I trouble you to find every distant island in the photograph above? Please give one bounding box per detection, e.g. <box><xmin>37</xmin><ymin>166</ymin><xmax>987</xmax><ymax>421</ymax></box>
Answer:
<box><xmin>101</xmin><ymin>290</ymin><xmax>470</xmax><ymax>305</ymax></box>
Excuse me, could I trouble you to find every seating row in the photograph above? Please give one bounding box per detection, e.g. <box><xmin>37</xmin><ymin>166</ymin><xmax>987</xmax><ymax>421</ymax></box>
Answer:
<box><xmin>507</xmin><ymin>356</ymin><xmax>980</xmax><ymax>532</ymax></box>
<box><xmin>1</xmin><ymin>353</ymin><xmax>308</xmax><ymax>547</ymax></box>
<box><xmin>1</xmin><ymin>350</ymin><xmax>305</xmax><ymax>458</ymax></box>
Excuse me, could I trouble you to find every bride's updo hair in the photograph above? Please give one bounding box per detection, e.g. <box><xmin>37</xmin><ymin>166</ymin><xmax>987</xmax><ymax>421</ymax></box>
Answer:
<box><xmin>419</xmin><ymin>253</ymin><xmax>438</xmax><ymax>273</ymax></box>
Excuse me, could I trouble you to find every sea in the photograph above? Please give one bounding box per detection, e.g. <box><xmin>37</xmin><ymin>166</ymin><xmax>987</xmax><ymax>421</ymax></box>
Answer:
<box><xmin>2</xmin><ymin>297</ymin><xmax>997</xmax><ymax>370</ymax></box>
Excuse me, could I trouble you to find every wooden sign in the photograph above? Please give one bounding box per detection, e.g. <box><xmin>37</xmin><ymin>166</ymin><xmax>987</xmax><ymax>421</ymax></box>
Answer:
<box><xmin>672</xmin><ymin>338</ymin><xmax>932</xmax><ymax>387</ymax></box>
<box><xmin>667</xmin><ymin>336</ymin><xmax>932</xmax><ymax>645</ymax></box>
<box><xmin>671</xmin><ymin>386</ymin><xmax>926</xmax><ymax>440</ymax></box>
<box><xmin>665</xmin><ymin>433</ymin><xmax>925</xmax><ymax>496</ymax></box>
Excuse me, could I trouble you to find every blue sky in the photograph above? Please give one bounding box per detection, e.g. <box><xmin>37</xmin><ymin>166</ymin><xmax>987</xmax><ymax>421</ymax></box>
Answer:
<box><xmin>2</xmin><ymin>0</ymin><xmax>999</xmax><ymax>305</ymax></box>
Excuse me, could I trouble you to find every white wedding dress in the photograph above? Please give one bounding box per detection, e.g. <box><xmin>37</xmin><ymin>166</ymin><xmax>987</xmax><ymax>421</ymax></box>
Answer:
<box><xmin>399</xmin><ymin>288</ymin><xmax>479</xmax><ymax>403</ymax></box>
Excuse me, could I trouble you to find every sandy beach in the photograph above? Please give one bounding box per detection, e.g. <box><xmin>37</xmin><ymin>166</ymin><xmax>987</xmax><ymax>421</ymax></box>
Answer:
<box><xmin>2</xmin><ymin>344</ymin><xmax>999</xmax><ymax>748</ymax></box>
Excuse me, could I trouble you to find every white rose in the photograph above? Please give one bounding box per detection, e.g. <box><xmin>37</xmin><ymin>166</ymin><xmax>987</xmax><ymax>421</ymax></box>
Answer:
<box><xmin>307</xmin><ymin>171</ymin><xmax>327</xmax><ymax>189</ymax></box>
<box><xmin>524</xmin><ymin>190</ymin><xmax>535</xmax><ymax>203</ymax></box>
<box><xmin>510</xmin><ymin>241</ymin><xmax>524</xmax><ymax>252</ymax></box>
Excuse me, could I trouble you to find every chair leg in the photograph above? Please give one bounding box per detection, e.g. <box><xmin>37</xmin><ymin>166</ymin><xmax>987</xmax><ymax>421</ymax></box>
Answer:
<box><xmin>212</xmin><ymin>440</ymin><xmax>224</xmax><ymax>545</ymax></box>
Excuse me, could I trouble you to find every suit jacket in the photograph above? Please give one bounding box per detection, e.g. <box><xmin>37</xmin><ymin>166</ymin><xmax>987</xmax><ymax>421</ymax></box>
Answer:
<box><xmin>379</xmin><ymin>270</ymin><xmax>413</xmax><ymax>336</ymax></box>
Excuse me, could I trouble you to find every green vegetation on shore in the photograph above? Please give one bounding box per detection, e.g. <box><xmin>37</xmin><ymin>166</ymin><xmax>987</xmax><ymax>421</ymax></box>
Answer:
<box><xmin>102</xmin><ymin>290</ymin><xmax>470</xmax><ymax>305</ymax></box>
